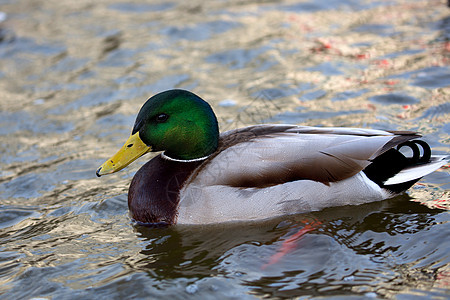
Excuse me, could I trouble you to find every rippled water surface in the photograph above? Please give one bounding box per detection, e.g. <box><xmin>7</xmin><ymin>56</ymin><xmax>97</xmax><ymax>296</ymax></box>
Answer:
<box><xmin>1</xmin><ymin>0</ymin><xmax>449</xmax><ymax>298</ymax></box>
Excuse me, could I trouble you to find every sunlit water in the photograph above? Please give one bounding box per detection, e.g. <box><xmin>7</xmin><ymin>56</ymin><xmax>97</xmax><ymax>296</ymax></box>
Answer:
<box><xmin>1</xmin><ymin>0</ymin><xmax>449</xmax><ymax>298</ymax></box>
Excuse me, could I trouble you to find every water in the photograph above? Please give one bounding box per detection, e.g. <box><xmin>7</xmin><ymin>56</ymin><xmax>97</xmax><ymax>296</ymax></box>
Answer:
<box><xmin>1</xmin><ymin>0</ymin><xmax>449</xmax><ymax>298</ymax></box>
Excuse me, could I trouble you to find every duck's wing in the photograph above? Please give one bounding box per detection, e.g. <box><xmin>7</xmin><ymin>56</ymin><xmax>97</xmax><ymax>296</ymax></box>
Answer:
<box><xmin>190</xmin><ymin>124</ymin><xmax>419</xmax><ymax>187</ymax></box>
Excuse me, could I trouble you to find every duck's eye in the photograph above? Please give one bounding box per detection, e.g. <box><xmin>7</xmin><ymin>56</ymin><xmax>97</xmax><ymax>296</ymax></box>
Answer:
<box><xmin>156</xmin><ymin>113</ymin><xmax>169</xmax><ymax>123</ymax></box>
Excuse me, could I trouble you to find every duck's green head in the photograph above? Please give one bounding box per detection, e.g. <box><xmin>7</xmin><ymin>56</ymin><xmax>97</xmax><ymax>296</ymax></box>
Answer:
<box><xmin>96</xmin><ymin>89</ymin><xmax>219</xmax><ymax>176</ymax></box>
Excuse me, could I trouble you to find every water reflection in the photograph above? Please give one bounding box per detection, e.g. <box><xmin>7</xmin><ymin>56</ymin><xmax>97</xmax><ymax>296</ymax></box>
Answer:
<box><xmin>130</xmin><ymin>196</ymin><xmax>447</xmax><ymax>298</ymax></box>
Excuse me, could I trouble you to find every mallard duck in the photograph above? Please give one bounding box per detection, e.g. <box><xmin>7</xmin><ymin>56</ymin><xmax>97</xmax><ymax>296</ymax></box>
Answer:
<box><xmin>96</xmin><ymin>89</ymin><xmax>448</xmax><ymax>225</ymax></box>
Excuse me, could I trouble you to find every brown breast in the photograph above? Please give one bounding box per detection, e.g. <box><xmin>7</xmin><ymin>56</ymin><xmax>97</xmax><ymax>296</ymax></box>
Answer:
<box><xmin>128</xmin><ymin>154</ymin><xmax>203</xmax><ymax>225</ymax></box>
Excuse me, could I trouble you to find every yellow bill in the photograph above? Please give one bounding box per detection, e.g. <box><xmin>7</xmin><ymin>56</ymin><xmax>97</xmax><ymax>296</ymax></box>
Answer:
<box><xmin>96</xmin><ymin>132</ymin><xmax>151</xmax><ymax>177</ymax></box>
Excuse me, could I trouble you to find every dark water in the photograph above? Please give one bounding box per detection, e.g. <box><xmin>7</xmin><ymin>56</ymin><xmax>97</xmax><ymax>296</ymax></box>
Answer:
<box><xmin>1</xmin><ymin>0</ymin><xmax>449</xmax><ymax>298</ymax></box>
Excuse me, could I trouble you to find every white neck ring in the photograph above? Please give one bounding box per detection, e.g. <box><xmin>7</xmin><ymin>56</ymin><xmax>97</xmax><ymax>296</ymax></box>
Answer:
<box><xmin>161</xmin><ymin>152</ymin><xmax>210</xmax><ymax>162</ymax></box>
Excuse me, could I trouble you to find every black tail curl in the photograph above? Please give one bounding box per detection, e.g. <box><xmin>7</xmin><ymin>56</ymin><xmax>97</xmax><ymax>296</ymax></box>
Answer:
<box><xmin>363</xmin><ymin>140</ymin><xmax>432</xmax><ymax>194</ymax></box>
<box><xmin>396</xmin><ymin>140</ymin><xmax>431</xmax><ymax>164</ymax></box>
